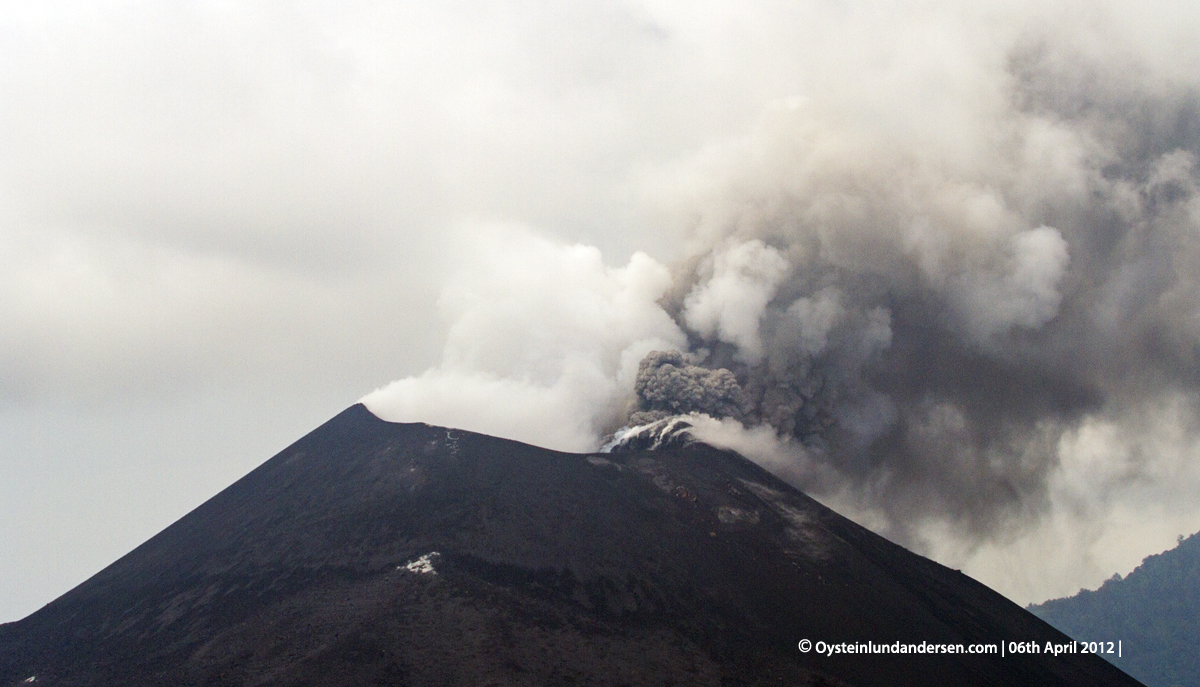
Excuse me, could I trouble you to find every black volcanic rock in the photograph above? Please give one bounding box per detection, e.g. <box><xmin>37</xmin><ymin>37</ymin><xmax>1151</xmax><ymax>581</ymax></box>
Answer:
<box><xmin>1</xmin><ymin>405</ymin><xmax>1141</xmax><ymax>686</ymax></box>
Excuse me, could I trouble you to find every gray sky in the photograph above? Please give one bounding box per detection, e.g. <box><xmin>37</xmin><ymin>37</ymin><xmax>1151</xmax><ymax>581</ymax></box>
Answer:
<box><xmin>5</xmin><ymin>0</ymin><xmax>1200</xmax><ymax>622</ymax></box>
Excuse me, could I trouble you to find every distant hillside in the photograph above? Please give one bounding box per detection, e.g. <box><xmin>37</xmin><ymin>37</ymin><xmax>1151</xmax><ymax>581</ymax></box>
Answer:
<box><xmin>1029</xmin><ymin>532</ymin><xmax>1200</xmax><ymax>687</ymax></box>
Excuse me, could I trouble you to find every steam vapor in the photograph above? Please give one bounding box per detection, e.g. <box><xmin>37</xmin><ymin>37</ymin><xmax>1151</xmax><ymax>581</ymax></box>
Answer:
<box><xmin>365</xmin><ymin>8</ymin><xmax>1200</xmax><ymax>602</ymax></box>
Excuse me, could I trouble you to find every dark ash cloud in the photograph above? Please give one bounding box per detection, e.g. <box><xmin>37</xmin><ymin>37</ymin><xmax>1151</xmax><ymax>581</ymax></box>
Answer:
<box><xmin>631</xmin><ymin>43</ymin><xmax>1200</xmax><ymax>544</ymax></box>
<box><xmin>629</xmin><ymin>350</ymin><xmax>745</xmax><ymax>425</ymax></box>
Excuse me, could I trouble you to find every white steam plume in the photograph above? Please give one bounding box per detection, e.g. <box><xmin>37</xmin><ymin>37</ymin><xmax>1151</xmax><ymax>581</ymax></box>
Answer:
<box><xmin>363</xmin><ymin>224</ymin><xmax>684</xmax><ymax>452</ymax></box>
<box><xmin>681</xmin><ymin>239</ymin><xmax>789</xmax><ymax>363</ymax></box>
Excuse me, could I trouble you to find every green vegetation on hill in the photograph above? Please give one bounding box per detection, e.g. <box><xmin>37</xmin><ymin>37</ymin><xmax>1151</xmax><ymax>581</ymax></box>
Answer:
<box><xmin>1028</xmin><ymin>532</ymin><xmax>1200</xmax><ymax>687</ymax></box>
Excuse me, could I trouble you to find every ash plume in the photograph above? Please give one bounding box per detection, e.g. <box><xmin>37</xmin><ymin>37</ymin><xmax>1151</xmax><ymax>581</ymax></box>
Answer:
<box><xmin>629</xmin><ymin>350</ymin><xmax>745</xmax><ymax>426</ymax></box>
<box><xmin>633</xmin><ymin>43</ymin><xmax>1200</xmax><ymax>543</ymax></box>
<box><xmin>365</xmin><ymin>8</ymin><xmax>1200</xmax><ymax>602</ymax></box>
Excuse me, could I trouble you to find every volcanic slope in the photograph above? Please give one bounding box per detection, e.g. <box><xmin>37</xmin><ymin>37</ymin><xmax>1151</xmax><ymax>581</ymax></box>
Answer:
<box><xmin>0</xmin><ymin>405</ymin><xmax>1141</xmax><ymax>686</ymax></box>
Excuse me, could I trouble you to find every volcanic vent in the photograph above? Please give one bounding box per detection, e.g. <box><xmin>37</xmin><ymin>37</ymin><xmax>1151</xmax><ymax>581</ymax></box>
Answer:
<box><xmin>0</xmin><ymin>405</ymin><xmax>1140</xmax><ymax>686</ymax></box>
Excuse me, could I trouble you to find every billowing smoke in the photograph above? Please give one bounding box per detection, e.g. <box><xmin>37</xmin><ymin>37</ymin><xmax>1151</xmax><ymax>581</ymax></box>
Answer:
<box><xmin>632</xmin><ymin>42</ymin><xmax>1200</xmax><ymax>546</ymax></box>
<box><xmin>366</xmin><ymin>8</ymin><xmax>1200</xmax><ymax>603</ymax></box>
<box><xmin>629</xmin><ymin>350</ymin><xmax>745</xmax><ymax>425</ymax></box>
<box><xmin>363</xmin><ymin>224</ymin><xmax>687</xmax><ymax>452</ymax></box>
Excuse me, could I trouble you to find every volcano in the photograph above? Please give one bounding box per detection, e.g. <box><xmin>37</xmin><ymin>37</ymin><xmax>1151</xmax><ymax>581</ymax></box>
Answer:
<box><xmin>0</xmin><ymin>405</ymin><xmax>1140</xmax><ymax>686</ymax></box>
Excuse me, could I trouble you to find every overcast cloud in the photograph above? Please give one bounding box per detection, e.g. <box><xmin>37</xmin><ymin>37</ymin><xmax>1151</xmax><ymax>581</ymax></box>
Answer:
<box><xmin>4</xmin><ymin>0</ymin><xmax>1200</xmax><ymax>621</ymax></box>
